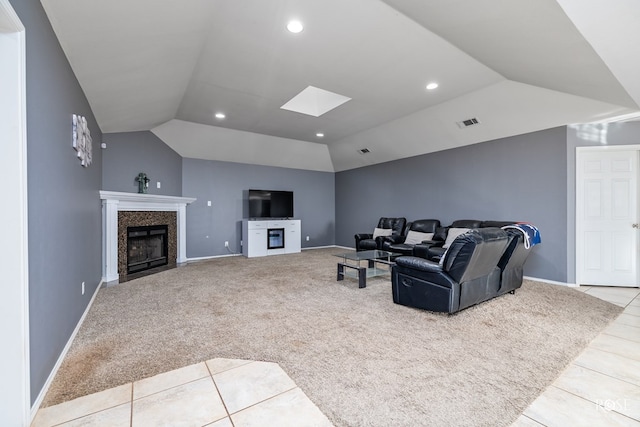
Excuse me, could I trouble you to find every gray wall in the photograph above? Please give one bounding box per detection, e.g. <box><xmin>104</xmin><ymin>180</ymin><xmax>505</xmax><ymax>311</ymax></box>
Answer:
<box><xmin>9</xmin><ymin>0</ymin><xmax>104</xmax><ymax>404</ymax></box>
<box><xmin>182</xmin><ymin>158</ymin><xmax>335</xmax><ymax>257</ymax></box>
<box><xmin>102</xmin><ymin>131</ymin><xmax>182</xmax><ymax>196</ymax></box>
<box><xmin>566</xmin><ymin>121</ymin><xmax>640</xmax><ymax>284</ymax></box>
<box><xmin>336</xmin><ymin>127</ymin><xmax>568</xmax><ymax>282</ymax></box>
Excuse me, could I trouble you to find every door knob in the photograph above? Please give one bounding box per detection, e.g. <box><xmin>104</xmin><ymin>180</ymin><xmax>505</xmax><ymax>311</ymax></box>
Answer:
<box><xmin>633</xmin><ymin>224</ymin><xmax>639</xmax><ymax>228</ymax></box>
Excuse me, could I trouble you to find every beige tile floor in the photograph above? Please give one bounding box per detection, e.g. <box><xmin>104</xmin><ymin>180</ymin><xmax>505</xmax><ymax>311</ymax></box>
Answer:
<box><xmin>513</xmin><ymin>285</ymin><xmax>640</xmax><ymax>427</ymax></box>
<box><xmin>32</xmin><ymin>286</ymin><xmax>640</xmax><ymax>427</ymax></box>
<box><xmin>31</xmin><ymin>359</ymin><xmax>332</xmax><ymax>427</ymax></box>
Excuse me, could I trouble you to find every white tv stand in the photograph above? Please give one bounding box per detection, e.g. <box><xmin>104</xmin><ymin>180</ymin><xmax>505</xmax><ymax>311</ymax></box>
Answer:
<box><xmin>242</xmin><ymin>219</ymin><xmax>301</xmax><ymax>258</ymax></box>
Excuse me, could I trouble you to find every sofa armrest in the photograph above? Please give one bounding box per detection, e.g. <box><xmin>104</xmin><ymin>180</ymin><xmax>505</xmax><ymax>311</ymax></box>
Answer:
<box><xmin>355</xmin><ymin>233</ymin><xmax>373</xmax><ymax>240</ymax></box>
<box><xmin>379</xmin><ymin>234</ymin><xmax>403</xmax><ymax>251</ymax></box>
<box><xmin>384</xmin><ymin>235</ymin><xmax>405</xmax><ymax>245</ymax></box>
<box><xmin>393</xmin><ymin>256</ymin><xmax>456</xmax><ymax>290</ymax></box>
<box><xmin>396</xmin><ymin>256</ymin><xmax>442</xmax><ymax>273</ymax></box>
<box><xmin>413</xmin><ymin>241</ymin><xmax>442</xmax><ymax>259</ymax></box>
<box><xmin>420</xmin><ymin>239</ymin><xmax>443</xmax><ymax>246</ymax></box>
<box><xmin>354</xmin><ymin>233</ymin><xmax>373</xmax><ymax>249</ymax></box>
<box><xmin>375</xmin><ymin>235</ymin><xmax>392</xmax><ymax>249</ymax></box>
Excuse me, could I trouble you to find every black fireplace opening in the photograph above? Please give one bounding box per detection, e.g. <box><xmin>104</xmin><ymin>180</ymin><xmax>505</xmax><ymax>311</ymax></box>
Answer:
<box><xmin>267</xmin><ymin>228</ymin><xmax>285</xmax><ymax>249</ymax></box>
<box><xmin>127</xmin><ymin>224</ymin><xmax>168</xmax><ymax>274</ymax></box>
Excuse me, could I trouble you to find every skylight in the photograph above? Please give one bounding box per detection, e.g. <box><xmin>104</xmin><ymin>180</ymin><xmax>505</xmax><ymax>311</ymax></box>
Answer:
<box><xmin>280</xmin><ymin>86</ymin><xmax>351</xmax><ymax>117</ymax></box>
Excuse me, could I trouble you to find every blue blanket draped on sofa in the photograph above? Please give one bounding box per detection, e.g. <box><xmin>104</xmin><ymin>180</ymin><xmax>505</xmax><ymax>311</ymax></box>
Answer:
<box><xmin>502</xmin><ymin>223</ymin><xmax>541</xmax><ymax>249</ymax></box>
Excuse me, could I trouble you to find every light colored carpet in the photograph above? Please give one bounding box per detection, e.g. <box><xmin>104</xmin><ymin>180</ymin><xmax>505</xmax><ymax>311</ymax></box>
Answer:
<box><xmin>44</xmin><ymin>248</ymin><xmax>622</xmax><ymax>426</ymax></box>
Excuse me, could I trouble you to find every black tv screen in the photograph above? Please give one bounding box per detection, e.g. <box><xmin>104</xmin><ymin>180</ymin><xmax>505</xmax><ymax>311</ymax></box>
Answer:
<box><xmin>248</xmin><ymin>190</ymin><xmax>294</xmax><ymax>218</ymax></box>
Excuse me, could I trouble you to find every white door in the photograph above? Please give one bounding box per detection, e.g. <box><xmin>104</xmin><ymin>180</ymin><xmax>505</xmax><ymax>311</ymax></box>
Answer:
<box><xmin>576</xmin><ymin>149</ymin><xmax>639</xmax><ymax>287</ymax></box>
<box><xmin>0</xmin><ymin>0</ymin><xmax>30</xmax><ymax>424</ymax></box>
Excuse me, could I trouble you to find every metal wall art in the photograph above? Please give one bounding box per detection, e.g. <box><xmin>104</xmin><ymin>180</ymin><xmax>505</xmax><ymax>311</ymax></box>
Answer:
<box><xmin>72</xmin><ymin>114</ymin><xmax>93</xmax><ymax>167</ymax></box>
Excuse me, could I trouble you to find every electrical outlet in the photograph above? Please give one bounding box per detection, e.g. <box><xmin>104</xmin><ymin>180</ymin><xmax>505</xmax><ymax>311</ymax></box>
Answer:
<box><xmin>207</xmin><ymin>201</ymin><xmax>212</xmax><ymax>206</ymax></box>
<box><xmin>156</xmin><ymin>181</ymin><xmax>161</xmax><ymax>189</ymax></box>
<box><xmin>306</xmin><ymin>236</ymin><xmax>310</xmax><ymax>241</ymax></box>
<box><xmin>240</xmin><ymin>240</ymin><xmax>243</xmax><ymax>246</ymax></box>
<box><xmin>81</xmin><ymin>281</ymin><xmax>85</xmax><ymax>295</ymax></box>
<box><xmin>224</xmin><ymin>241</ymin><xmax>229</xmax><ymax>247</ymax></box>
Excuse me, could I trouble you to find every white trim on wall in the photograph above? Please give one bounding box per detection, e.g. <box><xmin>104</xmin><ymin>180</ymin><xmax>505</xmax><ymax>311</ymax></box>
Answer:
<box><xmin>187</xmin><ymin>253</ymin><xmax>241</xmax><ymax>262</ymax></box>
<box><xmin>524</xmin><ymin>275</ymin><xmax>575</xmax><ymax>287</ymax></box>
<box><xmin>0</xmin><ymin>0</ymin><xmax>30</xmax><ymax>424</ymax></box>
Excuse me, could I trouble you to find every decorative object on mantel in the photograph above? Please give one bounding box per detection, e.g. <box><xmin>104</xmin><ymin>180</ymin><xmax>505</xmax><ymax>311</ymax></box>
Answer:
<box><xmin>136</xmin><ymin>172</ymin><xmax>150</xmax><ymax>194</ymax></box>
<box><xmin>72</xmin><ymin>114</ymin><xmax>92</xmax><ymax>167</ymax></box>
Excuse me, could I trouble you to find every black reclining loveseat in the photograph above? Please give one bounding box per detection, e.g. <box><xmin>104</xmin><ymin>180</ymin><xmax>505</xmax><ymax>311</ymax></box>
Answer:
<box><xmin>391</xmin><ymin>227</ymin><xmax>530</xmax><ymax>314</ymax></box>
<box><xmin>354</xmin><ymin>217</ymin><xmax>406</xmax><ymax>251</ymax></box>
<box><xmin>381</xmin><ymin>219</ymin><xmax>441</xmax><ymax>255</ymax></box>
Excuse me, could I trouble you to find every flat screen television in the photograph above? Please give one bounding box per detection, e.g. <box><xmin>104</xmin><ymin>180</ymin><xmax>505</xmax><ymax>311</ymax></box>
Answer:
<box><xmin>248</xmin><ymin>189</ymin><xmax>294</xmax><ymax>218</ymax></box>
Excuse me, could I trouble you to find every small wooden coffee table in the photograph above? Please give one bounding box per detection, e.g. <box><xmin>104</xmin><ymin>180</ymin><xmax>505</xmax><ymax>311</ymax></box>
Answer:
<box><xmin>334</xmin><ymin>250</ymin><xmax>399</xmax><ymax>288</ymax></box>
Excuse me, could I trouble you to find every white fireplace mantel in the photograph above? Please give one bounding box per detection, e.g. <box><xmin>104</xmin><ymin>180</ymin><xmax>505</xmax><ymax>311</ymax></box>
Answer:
<box><xmin>100</xmin><ymin>191</ymin><xmax>196</xmax><ymax>284</ymax></box>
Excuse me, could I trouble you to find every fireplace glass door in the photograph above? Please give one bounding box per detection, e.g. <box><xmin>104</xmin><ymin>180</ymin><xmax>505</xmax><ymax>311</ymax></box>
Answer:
<box><xmin>127</xmin><ymin>225</ymin><xmax>168</xmax><ymax>274</ymax></box>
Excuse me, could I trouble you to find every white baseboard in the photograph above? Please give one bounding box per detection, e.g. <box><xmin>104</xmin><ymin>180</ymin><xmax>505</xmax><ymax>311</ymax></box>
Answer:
<box><xmin>524</xmin><ymin>275</ymin><xmax>575</xmax><ymax>287</ymax></box>
<box><xmin>188</xmin><ymin>246</ymin><xmax>347</xmax><ymax>260</ymax></box>
<box><xmin>187</xmin><ymin>253</ymin><xmax>241</xmax><ymax>263</ymax></box>
<box><xmin>30</xmin><ymin>279</ymin><xmax>103</xmax><ymax>421</ymax></box>
<box><xmin>303</xmin><ymin>244</ymin><xmax>353</xmax><ymax>251</ymax></box>
<box><xmin>335</xmin><ymin>245</ymin><xmax>355</xmax><ymax>250</ymax></box>
<box><xmin>302</xmin><ymin>245</ymin><xmax>350</xmax><ymax>251</ymax></box>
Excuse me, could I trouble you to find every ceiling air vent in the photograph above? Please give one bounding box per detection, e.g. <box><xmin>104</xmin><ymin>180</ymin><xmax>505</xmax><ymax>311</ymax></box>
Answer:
<box><xmin>358</xmin><ymin>148</ymin><xmax>371</xmax><ymax>154</ymax></box>
<box><xmin>456</xmin><ymin>117</ymin><xmax>480</xmax><ymax>129</ymax></box>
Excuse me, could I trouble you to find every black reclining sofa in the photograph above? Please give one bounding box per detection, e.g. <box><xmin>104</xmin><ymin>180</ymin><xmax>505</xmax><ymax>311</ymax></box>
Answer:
<box><xmin>380</xmin><ymin>219</ymin><xmax>441</xmax><ymax>255</ymax></box>
<box><xmin>354</xmin><ymin>217</ymin><xmax>406</xmax><ymax>251</ymax></box>
<box><xmin>391</xmin><ymin>228</ymin><xmax>512</xmax><ymax>314</ymax></box>
<box><xmin>413</xmin><ymin>219</ymin><xmax>515</xmax><ymax>261</ymax></box>
<box><xmin>356</xmin><ymin>217</ymin><xmax>536</xmax><ymax>309</ymax></box>
<box><xmin>496</xmin><ymin>228</ymin><xmax>531</xmax><ymax>294</ymax></box>
<box><xmin>409</xmin><ymin>219</ymin><xmax>532</xmax><ymax>296</ymax></box>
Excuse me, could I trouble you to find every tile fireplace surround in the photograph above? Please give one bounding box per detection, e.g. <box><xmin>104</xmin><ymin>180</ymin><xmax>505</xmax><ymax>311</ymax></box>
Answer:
<box><xmin>100</xmin><ymin>191</ymin><xmax>196</xmax><ymax>285</ymax></box>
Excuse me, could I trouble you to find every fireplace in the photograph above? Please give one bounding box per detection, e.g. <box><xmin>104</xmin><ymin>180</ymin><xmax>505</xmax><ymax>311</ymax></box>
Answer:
<box><xmin>101</xmin><ymin>191</ymin><xmax>196</xmax><ymax>284</ymax></box>
<box><xmin>127</xmin><ymin>225</ymin><xmax>168</xmax><ymax>274</ymax></box>
<box><xmin>117</xmin><ymin>211</ymin><xmax>177</xmax><ymax>282</ymax></box>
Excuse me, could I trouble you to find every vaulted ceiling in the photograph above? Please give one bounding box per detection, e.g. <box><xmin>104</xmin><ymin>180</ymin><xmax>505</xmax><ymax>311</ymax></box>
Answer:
<box><xmin>41</xmin><ymin>0</ymin><xmax>640</xmax><ymax>172</ymax></box>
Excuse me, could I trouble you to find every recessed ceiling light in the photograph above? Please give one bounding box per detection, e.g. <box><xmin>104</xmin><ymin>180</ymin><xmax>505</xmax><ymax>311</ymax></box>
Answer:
<box><xmin>316</xmin><ymin>132</ymin><xmax>324</xmax><ymax>138</ymax></box>
<box><xmin>287</xmin><ymin>20</ymin><xmax>304</xmax><ymax>33</ymax></box>
<box><xmin>426</xmin><ymin>82</ymin><xmax>439</xmax><ymax>90</ymax></box>
<box><xmin>215</xmin><ymin>112</ymin><xmax>226</xmax><ymax>119</ymax></box>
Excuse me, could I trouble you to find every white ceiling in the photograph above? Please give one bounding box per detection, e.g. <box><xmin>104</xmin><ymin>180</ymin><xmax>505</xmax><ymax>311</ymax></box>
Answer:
<box><xmin>41</xmin><ymin>0</ymin><xmax>640</xmax><ymax>172</ymax></box>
